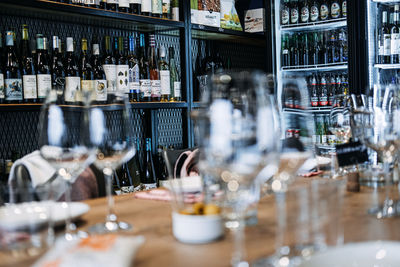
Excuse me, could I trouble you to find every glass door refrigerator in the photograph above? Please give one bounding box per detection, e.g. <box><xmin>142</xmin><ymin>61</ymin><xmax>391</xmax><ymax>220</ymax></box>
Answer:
<box><xmin>272</xmin><ymin>0</ymin><xmax>349</xmax><ymax>155</ymax></box>
<box><xmin>366</xmin><ymin>1</ymin><xmax>400</xmax><ymax>89</ymax></box>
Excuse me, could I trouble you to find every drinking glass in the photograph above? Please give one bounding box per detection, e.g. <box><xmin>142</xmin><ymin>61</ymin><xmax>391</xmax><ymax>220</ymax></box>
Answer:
<box><xmin>38</xmin><ymin>89</ymin><xmax>96</xmax><ymax>241</ymax></box>
<box><xmin>353</xmin><ymin>83</ymin><xmax>400</xmax><ymax>218</ymax></box>
<box><xmin>194</xmin><ymin>71</ymin><xmax>280</xmax><ymax>266</ymax></box>
<box><xmin>88</xmin><ymin>91</ymin><xmax>135</xmax><ymax>233</ymax></box>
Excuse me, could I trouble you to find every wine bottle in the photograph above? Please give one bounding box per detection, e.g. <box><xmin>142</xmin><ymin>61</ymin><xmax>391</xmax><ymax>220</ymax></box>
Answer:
<box><xmin>100</xmin><ymin>0</ymin><xmax>107</xmax><ymax>9</ymax></box>
<box><xmin>103</xmin><ymin>36</ymin><xmax>117</xmax><ymax>93</ymax></box>
<box><xmin>282</xmin><ymin>34</ymin><xmax>290</xmax><ymax>66</ymax></box>
<box><xmin>107</xmin><ymin>0</ymin><xmax>118</xmax><ymax>11</ymax></box>
<box><xmin>381</xmin><ymin>11</ymin><xmax>391</xmax><ymax>64</ymax></box>
<box><xmin>341</xmin><ymin>0</ymin><xmax>347</xmax><ymax>18</ymax></box>
<box><xmin>320</xmin><ymin>0</ymin><xmax>329</xmax><ymax>21</ymax></box>
<box><xmin>300</xmin><ymin>0</ymin><xmax>310</xmax><ymax>23</ymax></box>
<box><xmin>0</xmin><ymin>33</ymin><xmax>4</xmax><ymax>104</ymax></box>
<box><xmin>80</xmin><ymin>38</ymin><xmax>94</xmax><ymax>98</ymax></box>
<box><xmin>64</xmin><ymin>37</ymin><xmax>81</xmax><ymax>103</ymax></box>
<box><xmin>128</xmin><ymin>35</ymin><xmax>140</xmax><ymax>102</ymax></box>
<box><xmin>171</xmin><ymin>0</ymin><xmax>179</xmax><ymax>21</ymax></box>
<box><xmin>116</xmin><ymin>36</ymin><xmax>129</xmax><ymax>96</ymax></box>
<box><xmin>319</xmin><ymin>73</ymin><xmax>328</xmax><ymax>106</ymax></box>
<box><xmin>141</xmin><ymin>137</ymin><xmax>157</xmax><ymax>190</ymax></box>
<box><xmin>119</xmin><ymin>163</ymin><xmax>134</xmax><ymax>194</ymax></box>
<box><xmin>281</xmin><ymin>0</ymin><xmax>290</xmax><ymax>25</ymax></box>
<box><xmin>127</xmin><ymin>138</ymin><xmax>142</xmax><ymax>191</ymax></box>
<box><xmin>391</xmin><ymin>5</ymin><xmax>400</xmax><ymax>64</ymax></box>
<box><xmin>309</xmin><ymin>0</ymin><xmax>319</xmax><ymax>22</ymax></box>
<box><xmin>152</xmin><ymin>0</ymin><xmax>162</xmax><ymax>18</ymax></box>
<box><xmin>119</xmin><ymin>0</ymin><xmax>130</xmax><ymax>12</ymax></box>
<box><xmin>149</xmin><ymin>34</ymin><xmax>161</xmax><ymax>101</ymax></box>
<box><xmin>51</xmin><ymin>36</ymin><xmax>66</xmax><ymax>97</ymax></box>
<box><xmin>159</xmin><ymin>46</ymin><xmax>170</xmax><ymax>102</ymax></box>
<box><xmin>4</xmin><ymin>31</ymin><xmax>23</xmax><ymax>104</ymax></box>
<box><xmin>330</xmin><ymin>0</ymin><xmax>341</xmax><ymax>19</ymax></box>
<box><xmin>130</xmin><ymin>0</ymin><xmax>141</xmax><ymax>14</ymax></box>
<box><xmin>155</xmin><ymin>145</ymin><xmax>168</xmax><ymax>187</ymax></box>
<box><xmin>21</xmin><ymin>25</ymin><xmax>37</xmax><ymax>103</ymax></box>
<box><xmin>139</xmin><ymin>34</ymin><xmax>151</xmax><ymax>101</ymax></box>
<box><xmin>162</xmin><ymin>0</ymin><xmax>171</xmax><ymax>19</ymax></box>
<box><xmin>141</xmin><ymin>0</ymin><xmax>152</xmax><ymax>16</ymax></box>
<box><xmin>36</xmin><ymin>35</ymin><xmax>52</xmax><ymax>102</ymax></box>
<box><xmin>91</xmin><ymin>39</ymin><xmax>107</xmax><ymax>103</ymax></box>
<box><xmin>169</xmin><ymin>47</ymin><xmax>181</xmax><ymax>102</ymax></box>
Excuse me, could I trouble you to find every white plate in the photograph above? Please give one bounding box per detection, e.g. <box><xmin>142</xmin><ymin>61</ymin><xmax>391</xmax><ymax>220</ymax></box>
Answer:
<box><xmin>299</xmin><ymin>241</ymin><xmax>400</xmax><ymax>267</ymax></box>
<box><xmin>0</xmin><ymin>201</ymin><xmax>90</xmax><ymax>230</ymax></box>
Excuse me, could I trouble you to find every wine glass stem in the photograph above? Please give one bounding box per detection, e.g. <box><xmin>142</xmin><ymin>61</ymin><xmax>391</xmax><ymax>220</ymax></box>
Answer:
<box><xmin>64</xmin><ymin>181</ymin><xmax>77</xmax><ymax>240</ymax></box>
<box><xmin>383</xmin><ymin>161</ymin><xmax>392</xmax><ymax>208</ymax></box>
<box><xmin>104</xmin><ymin>168</ymin><xmax>117</xmax><ymax>223</ymax></box>
<box><xmin>231</xmin><ymin>211</ymin><xmax>247</xmax><ymax>267</ymax></box>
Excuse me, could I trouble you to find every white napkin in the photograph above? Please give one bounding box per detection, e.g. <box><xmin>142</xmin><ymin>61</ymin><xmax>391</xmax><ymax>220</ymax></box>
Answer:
<box><xmin>31</xmin><ymin>235</ymin><xmax>145</xmax><ymax>267</ymax></box>
<box><xmin>8</xmin><ymin>150</ymin><xmax>56</xmax><ymax>188</ymax></box>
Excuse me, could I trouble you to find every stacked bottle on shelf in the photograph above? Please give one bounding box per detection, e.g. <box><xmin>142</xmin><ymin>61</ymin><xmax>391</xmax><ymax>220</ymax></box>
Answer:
<box><xmin>283</xmin><ymin>72</ymin><xmax>348</xmax><ymax>109</ymax></box>
<box><xmin>49</xmin><ymin>0</ymin><xmax>180</xmax><ymax>21</ymax></box>
<box><xmin>281</xmin><ymin>28</ymin><xmax>348</xmax><ymax>67</ymax></box>
<box><xmin>280</xmin><ymin>0</ymin><xmax>347</xmax><ymax>26</ymax></box>
<box><xmin>0</xmin><ymin>25</ymin><xmax>182</xmax><ymax>104</ymax></box>
<box><xmin>378</xmin><ymin>4</ymin><xmax>400</xmax><ymax>64</ymax></box>
<box><xmin>113</xmin><ymin>137</ymin><xmax>170</xmax><ymax>194</ymax></box>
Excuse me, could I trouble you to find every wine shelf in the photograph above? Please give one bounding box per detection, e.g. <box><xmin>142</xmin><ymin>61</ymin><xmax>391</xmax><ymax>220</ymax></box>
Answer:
<box><xmin>0</xmin><ymin>0</ymin><xmax>184</xmax><ymax>34</ymax></box>
<box><xmin>374</xmin><ymin>64</ymin><xmax>400</xmax><ymax>69</ymax></box>
<box><xmin>280</xmin><ymin>18</ymin><xmax>347</xmax><ymax>32</ymax></box>
<box><xmin>282</xmin><ymin>63</ymin><xmax>348</xmax><ymax>72</ymax></box>
<box><xmin>372</xmin><ymin>0</ymin><xmax>400</xmax><ymax>5</ymax></box>
<box><xmin>191</xmin><ymin>24</ymin><xmax>265</xmax><ymax>46</ymax></box>
<box><xmin>283</xmin><ymin>107</ymin><xmax>332</xmax><ymax>114</ymax></box>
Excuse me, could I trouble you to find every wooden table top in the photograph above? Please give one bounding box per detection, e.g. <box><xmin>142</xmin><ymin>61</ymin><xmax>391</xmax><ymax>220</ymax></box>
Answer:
<box><xmin>2</xmin><ymin>183</ymin><xmax>400</xmax><ymax>267</ymax></box>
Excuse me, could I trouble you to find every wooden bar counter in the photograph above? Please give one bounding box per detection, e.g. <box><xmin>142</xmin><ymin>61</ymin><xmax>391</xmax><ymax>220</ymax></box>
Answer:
<box><xmin>2</xmin><ymin>184</ymin><xmax>400</xmax><ymax>267</ymax></box>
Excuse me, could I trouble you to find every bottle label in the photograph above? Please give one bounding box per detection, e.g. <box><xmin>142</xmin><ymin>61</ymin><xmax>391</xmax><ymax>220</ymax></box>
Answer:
<box><xmin>342</xmin><ymin>1</ymin><xmax>347</xmax><ymax>17</ymax></box>
<box><xmin>81</xmin><ymin>80</ymin><xmax>94</xmax><ymax>94</ymax></box>
<box><xmin>328</xmin><ymin>135</ymin><xmax>336</xmax><ymax>144</ymax></box>
<box><xmin>311</xmin><ymin>96</ymin><xmax>319</xmax><ymax>107</ymax></box>
<box><xmin>0</xmin><ymin>74</ymin><xmax>4</xmax><ymax>99</ymax></box>
<box><xmin>379</xmin><ymin>35</ymin><xmax>384</xmax><ymax>56</ymax></box>
<box><xmin>312</xmin><ymin>134</ymin><xmax>320</xmax><ymax>144</ymax></box>
<box><xmin>319</xmin><ymin>96</ymin><xmax>328</xmax><ymax>106</ymax></box>
<box><xmin>142</xmin><ymin>0</ymin><xmax>151</xmax><ymax>12</ymax></box>
<box><xmin>300</xmin><ymin>7</ymin><xmax>309</xmax><ymax>22</ymax></box>
<box><xmin>391</xmin><ymin>33</ymin><xmax>400</xmax><ymax>55</ymax></box>
<box><xmin>283</xmin><ymin>49</ymin><xmax>289</xmax><ymax>55</ymax></box>
<box><xmin>65</xmin><ymin>76</ymin><xmax>81</xmax><ymax>102</ymax></box>
<box><xmin>172</xmin><ymin>7</ymin><xmax>179</xmax><ymax>21</ymax></box>
<box><xmin>23</xmin><ymin>75</ymin><xmax>37</xmax><ymax>99</ymax></box>
<box><xmin>174</xmin><ymin>81</ymin><xmax>181</xmax><ymax>98</ymax></box>
<box><xmin>160</xmin><ymin>70</ymin><xmax>171</xmax><ymax>95</ymax></box>
<box><xmin>310</xmin><ymin>5</ymin><xmax>319</xmax><ymax>21</ymax></box>
<box><xmin>320</xmin><ymin>4</ymin><xmax>329</xmax><ymax>20</ymax></box>
<box><xmin>151</xmin><ymin>80</ymin><xmax>161</xmax><ymax>97</ymax></box>
<box><xmin>331</xmin><ymin>2</ymin><xmax>340</xmax><ymax>19</ymax></box>
<box><xmin>116</xmin><ymin>65</ymin><xmax>129</xmax><ymax>93</ymax></box>
<box><xmin>95</xmin><ymin>80</ymin><xmax>107</xmax><ymax>101</ymax></box>
<box><xmin>281</xmin><ymin>9</ymin><xmax>289</xmax><ymax>25</ymax></box>
<box><xmin>163</xmin><ymin>0</ymin><xmax>170</xmax><ymax>14</ymax></box>
<box><xmin>290</xmin><ymin>8</ymin><xmax>299</xmax><ymax>24</ymax></box>
<box><xmin>140</xmin><ymin>79</ymin><xmax>151</xmax><ymax>97</ymax></box>
<box><xmin>37</xmin><ymin>74</ymin><xmax>51</xmax><ymax>98</ymax></box>
<box><xmin>85</xmin><ymin>0</ymin><xmax>95</xmax><ymax>5</ymax></box>
<box><xmin>130</xmin><ymin>0</ymin><xmax>141</xmax><ymax>3</ymax></box>
<box><xmin>119</xmin><ymin>0</ymin><xmax>129</xmax><ymax>7</ymax></box>
<box><xmin>321</xmin><ymin>135</ymin><xmax>327</xmax><ymax>144</ymax></box>
<box><xmin>107</xmin><ymin>0</ymin><xmax>118</xmax><ymax>3</ymax></box>
<box><xmin>129</xmin><ymin>64</ymin><xmax>140</xmax><ymax>92</ymax></box>
<box><xmin>152</xmin><ymin>0</ymin><xmax>162</xmax><ymax>14</ymax></box>
<box><xmin>384</xmin><ymin>34</ymin><xmax>391</xmax><ymax>56</ymax></box>
<box><xmin>142</xmin><ymin>183</ymin><xmax>157</xmax><ymax>190</ymax></box>
<box><xmin>103</xmin><ymin>64</ymin><xmax>117</xmax><ymax>92</ymax></box>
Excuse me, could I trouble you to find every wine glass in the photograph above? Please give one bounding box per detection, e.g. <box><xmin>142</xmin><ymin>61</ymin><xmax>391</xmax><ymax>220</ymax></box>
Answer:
<box><xmin>329</xmin><ymin>96</ymin><xmax>352</xmax><ymax>144</ymax></box>
<box><xmin>353</xmin><ymin>83</ymin><xmax>400</xmax><ymax>218</ymax></box>
<box><xmin>88</xmin><ymin>91</ymin><xmax>135</xmax><ymax>233</ymax></box>
<box><xmin>194</xmin><ymin>71</ymin><xmax>280</xmax><ymax>266</ymax></box>
<box><xmin>38</xmin><ymin>89</ymin><xmax>96</xmax><ymax>241</ymax></box>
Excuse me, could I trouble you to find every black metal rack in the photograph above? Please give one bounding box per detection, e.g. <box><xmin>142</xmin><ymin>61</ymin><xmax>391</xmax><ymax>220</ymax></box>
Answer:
<box><xmin>0</xmin><ymin>0</ymin><xmax>269</xmax><ymax>160</ymax></box>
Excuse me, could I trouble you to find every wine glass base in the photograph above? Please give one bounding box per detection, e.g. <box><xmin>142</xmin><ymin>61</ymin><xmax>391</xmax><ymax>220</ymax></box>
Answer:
<box><xmin>88</xmin><ymin>221</ymin><xmax>132</xmax><ymax>234</ymax></box>
<box><xmin>252</xmin><ymin>255</ymin><xmax>303</xmax><ymax>267</ymax></box>
<box><xmin>368</xmin><ymin>201</ymin><xmax>400</xmax><ymax>219</ymax></box>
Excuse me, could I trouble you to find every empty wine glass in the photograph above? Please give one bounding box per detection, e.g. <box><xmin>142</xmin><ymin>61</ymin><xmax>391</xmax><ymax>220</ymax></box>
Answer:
<box><xmin>195</xmin><ymin>71</ymin><xmax>280</xmax><ymax>266</ymax></box>
<box><xmin>88</xmin><ymin>91</ymin><xmax>135</xmax><ymax>233</ymax></box>
<box><xmin>38</xmin><ymin>89</ymin><xmax>96</xmax><ymax>241</ymax></box>
<box><xmin>353</xmin><ymin>83</ymin><xmax>400</xmax><ymax>218</ymax></box>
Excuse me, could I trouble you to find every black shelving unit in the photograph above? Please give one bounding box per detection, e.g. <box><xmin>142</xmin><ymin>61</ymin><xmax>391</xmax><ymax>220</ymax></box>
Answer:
<box><xmin>0</xmin><ymin>0</ymin><xmax>269</xmax><ymax>160</ymax></box>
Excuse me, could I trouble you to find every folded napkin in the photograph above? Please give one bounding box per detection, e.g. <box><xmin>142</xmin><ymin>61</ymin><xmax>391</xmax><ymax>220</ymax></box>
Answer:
<box><xmin>32</xmin><ymin>234</ymin><xmax>145</xmax><ymax>267</ymax></box>
<box><xmin>134</xmin><ymin>189</ymin><xmax>202</xmax><ymax>204</ymax></box>
<box><xmin>8</xmin><ymin>150</ymin><xmax>56</xmax><ymax>188</ymax></box>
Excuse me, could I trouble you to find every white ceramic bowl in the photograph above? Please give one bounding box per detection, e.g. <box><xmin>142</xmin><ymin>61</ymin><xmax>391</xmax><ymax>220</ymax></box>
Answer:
<box><xmin>172</xmin><ymin>212</ymin><xmax>223</xmax><ymax>244</ymax></box>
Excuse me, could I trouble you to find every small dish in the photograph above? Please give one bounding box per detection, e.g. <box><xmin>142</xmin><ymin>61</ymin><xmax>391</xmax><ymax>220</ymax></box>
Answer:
<box><xmin>172</xmin><ymin>212</ymin><xmax>223</xmax><ymax>244</ymax></box>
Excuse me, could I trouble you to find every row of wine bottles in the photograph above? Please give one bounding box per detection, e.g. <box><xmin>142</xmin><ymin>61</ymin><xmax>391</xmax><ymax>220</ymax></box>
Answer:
<box><xmin>0</xmin><ymin>25</ymin><xmax>181</xmax><ymax>104</ymax></box>
<box><xmin>49</xmin><ymin>0</ymin><xmax>180</xmax><ymax>21</ymax></box>
<box><xmin>114</xmin><ymin>138</ymin><xmax>169</xmax><ymax>194</ymax></box>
